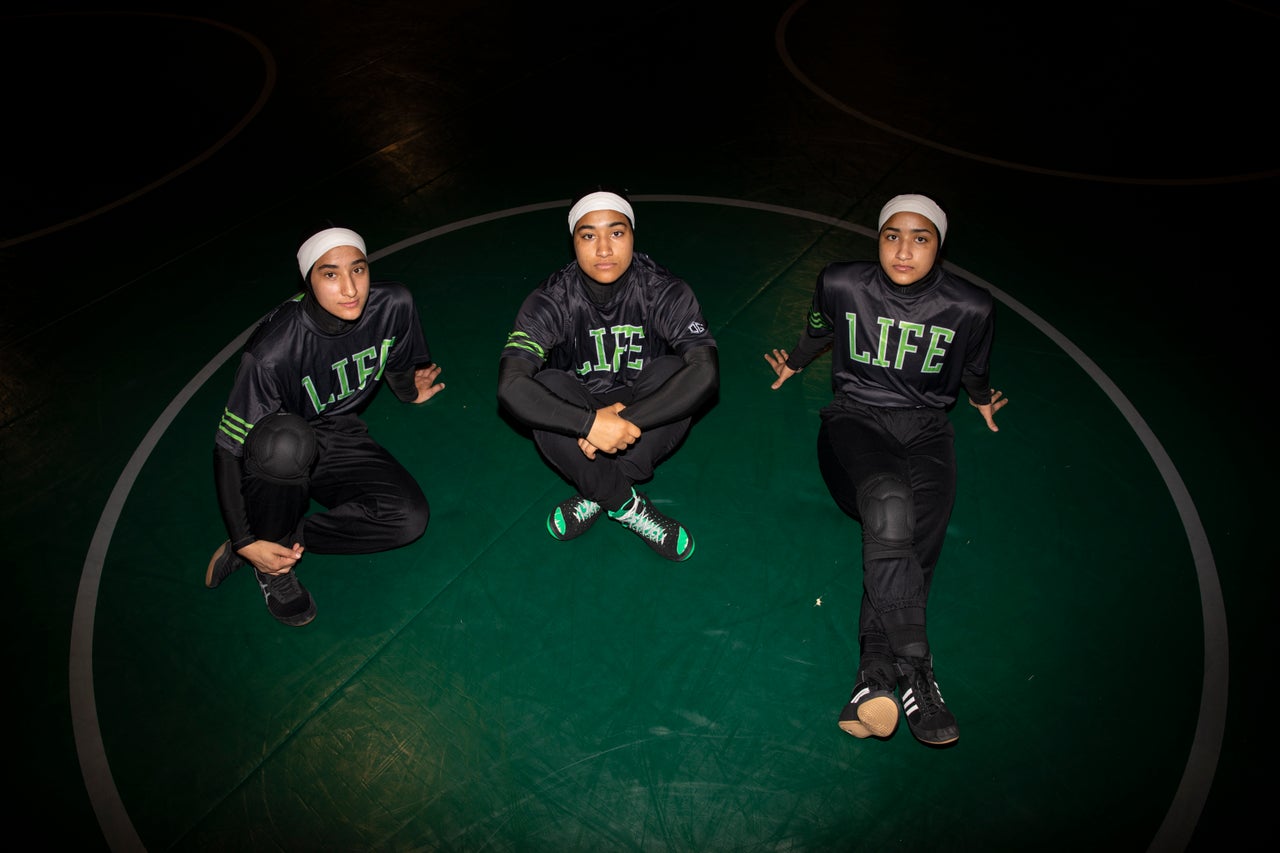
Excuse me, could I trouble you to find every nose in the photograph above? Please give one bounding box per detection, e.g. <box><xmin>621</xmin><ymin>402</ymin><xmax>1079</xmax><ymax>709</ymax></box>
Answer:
<box><xmin>339</xmin><ymin>272</ymin><xmax>358</xmax><ymax>296</ymax></box>
<box><xmin>895</xmin><ymin>240</ymin><xmax>913</xmax><ymax>260</ymax></box>
<box><xmin>596</xmin><ymin>238</ymin><xmax>612</xmax><ymax>257</ymax></box>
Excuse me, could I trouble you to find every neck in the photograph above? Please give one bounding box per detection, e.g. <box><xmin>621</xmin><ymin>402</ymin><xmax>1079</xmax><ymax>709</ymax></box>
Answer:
<box><xmin>581</xmin><ymin>266</ymin><xmax>631</xmax><ymax>305</ymax></box>
<box><xmin>303</xmin><ymin>288</ymin><xmax>357</xmax><ymax>333</ymax></box>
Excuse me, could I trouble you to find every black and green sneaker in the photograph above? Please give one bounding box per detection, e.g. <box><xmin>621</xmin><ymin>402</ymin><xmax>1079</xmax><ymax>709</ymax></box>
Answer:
<box><xmin>608</xmin><ymin>491</ymin><xmax>694</xmax><ymax>561</ymax></box>
<box><xmin>547</xmin><ymin>495</ymin><xmax>603</xmax><ymax>541</ymax></box>
<box><xmin>254</xmin><ymin>567</ymin><xmax>317</xmax><ymax>627</ymax></box>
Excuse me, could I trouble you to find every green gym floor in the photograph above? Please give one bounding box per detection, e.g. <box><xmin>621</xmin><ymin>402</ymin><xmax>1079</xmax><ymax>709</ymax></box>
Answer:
<box><xmin>3</xmin><ymin>1</ymin><xmax>1275</xmax><ymax>850</ymax></box>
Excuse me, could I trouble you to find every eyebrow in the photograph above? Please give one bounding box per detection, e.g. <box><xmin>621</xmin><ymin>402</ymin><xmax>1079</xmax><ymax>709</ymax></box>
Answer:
<box><xmin>316</xmin><ymin>257</ymin><xmax>368</xmax><ymax>269</ymax></box>
<box><xmin>577</xmin><ymin>220</ymin><xmax>628</xmax><ymax>232</ymax></box>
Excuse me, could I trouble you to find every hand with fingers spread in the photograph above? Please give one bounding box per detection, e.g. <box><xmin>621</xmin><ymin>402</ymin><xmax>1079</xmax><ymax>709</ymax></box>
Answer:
<box><xmin>412</xmin><ymin>363</ymin><xmax>446</xmax><ymax>403</ymax></box>
<box><xmin>970</xmin><ymin>389</ymin><xmax>1009</xmax><ymax>432</ymax></box>
<box><xmin>764</xmin><ymin>348</ymin><xmax>799</xmax><ymax>390</ymax></box>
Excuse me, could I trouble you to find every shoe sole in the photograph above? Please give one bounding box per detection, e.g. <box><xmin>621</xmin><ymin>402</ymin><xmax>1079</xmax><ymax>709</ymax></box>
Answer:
<box><xmin>907</xmin><ymin>724</ymin><xmax>959</xmax><ymax>746</ymax></box>
<box><xmin>276</xmin><ymin>606</ymin><xmax>317</xmax><ymax>628</ymax></box>
<box><xmin>855</xmin><ymin>695</ymin><xmax>899</xmax><ymax>737</ymax></box>
<box><xmin>838</xmin><ymin>693</ymin><xmax>898</xmax><ymax>739</ymax></box>
<box><xmin>838</xmin><ymin>718</ymin><xmax>874</xmax><ymax>738</ymax></box>
<box><xmin>206</xmin><ymin>542</ymin><xmax>231</xmax><ymax>589</ymax></box>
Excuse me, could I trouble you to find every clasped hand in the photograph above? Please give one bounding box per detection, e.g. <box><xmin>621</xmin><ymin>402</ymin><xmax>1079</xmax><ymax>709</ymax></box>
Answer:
<box><xmin>580</xmin><ymin>402</ymin><xmax>641</xmax><ymax>459</ymax></box>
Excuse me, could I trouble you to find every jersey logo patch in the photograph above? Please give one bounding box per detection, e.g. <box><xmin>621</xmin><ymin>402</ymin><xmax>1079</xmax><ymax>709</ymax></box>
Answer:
<box><xmin>688</xmin><ymin>321</ymin><xmax>706</xmax><ymax>334</ymax></box>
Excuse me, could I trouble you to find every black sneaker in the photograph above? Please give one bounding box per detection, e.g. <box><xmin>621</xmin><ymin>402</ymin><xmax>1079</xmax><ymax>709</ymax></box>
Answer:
<box><xmin>609</xmin><ymin>491</ymin><xmax>694</xmax><ymax>561</ymax></box>
<box><xmin>837</xmin><ymin>669</ymin><xmax>900</xmax><ymax>738</ymax></box>
<box><xmin>547</xmin><ymin>495</ymin><xmax>603</xmax><ymax>541</ymax></box>
<box><xmin>254</xmin><ymin>567</ymin><xmax>317</xmax><ymax>627</ymax></box>
<box><xmin>206</xmin><ymin>540</ymin><xmax>244</xmax><ymax>589</ymax></box>
<box><xmin>895</xmin><ymin>657</ymin><xmax>959</xmax><ymax>745</ymax></box>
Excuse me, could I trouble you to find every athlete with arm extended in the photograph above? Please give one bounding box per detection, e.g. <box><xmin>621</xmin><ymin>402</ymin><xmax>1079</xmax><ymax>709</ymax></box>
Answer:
<box><xmin>766</xmin><ymin>194</ymin><xmax>1007</xmax><ymax>745</ymax></box>
<box><xmin>206</xmin><ymin>222</ymin><xmax>445</xmax><ymax>626</ymax></box>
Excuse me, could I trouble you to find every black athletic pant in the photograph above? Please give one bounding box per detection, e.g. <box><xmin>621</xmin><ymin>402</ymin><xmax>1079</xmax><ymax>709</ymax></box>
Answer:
<box><xmin>241</xmin><ymin>413</ymin><xmax>429</xmax><ymax>554</ymax></box>
<box><xmin>532</xmin><ymin>355</ymin><xmax>690</xmax><ymax>507</ymax></box>
<box><xmin>817</xmin><ymin>401</ymin><xmax>956</xmax><ymax>669</ymax></box>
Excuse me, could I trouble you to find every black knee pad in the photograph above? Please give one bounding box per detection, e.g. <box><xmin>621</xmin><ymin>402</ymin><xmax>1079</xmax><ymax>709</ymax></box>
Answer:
<box><xmin>857</xmin><ymin>474</ymin><xmax>914</xmax><ymax>557</ymax></box>
<box><xmin>245</xmin><ymin>413</ymin><xmax>317</xmax><ymax>485</ymax></box>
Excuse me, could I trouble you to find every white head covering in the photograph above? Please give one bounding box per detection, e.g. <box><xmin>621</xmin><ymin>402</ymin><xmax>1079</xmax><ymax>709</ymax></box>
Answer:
<box><xmin>567</xmin><ymin>191</ymin><xmax>635</xmax><ymax>233</ymax></box>
<box><xmin>877</xmin><ymin>194</ymin><xmax>948</xmax><ymax>244</ymax></box>
<box><xmin>296</xmin><ymin>227</ymin><xmax>367</xmax><ymax>278</ymax></box>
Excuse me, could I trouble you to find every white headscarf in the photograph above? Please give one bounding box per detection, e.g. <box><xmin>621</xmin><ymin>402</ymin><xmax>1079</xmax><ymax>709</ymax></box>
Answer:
<box><xmin>567</xmin><ymin>191</ymin><xmax>635</xmax><ymax>233</ymax></box>
<box><xmin>877</xmin><ymin>195</ymin><xmax>948</xmax><ymax>244</ymax></box>
<box><xmin>296</xmin><ymin>227</ymin><xmax>367</xmax><ymax>278</ymax></box>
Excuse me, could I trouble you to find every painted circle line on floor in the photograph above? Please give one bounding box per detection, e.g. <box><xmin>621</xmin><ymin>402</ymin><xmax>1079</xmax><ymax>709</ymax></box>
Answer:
<box><xmin>69</xmin><ymin>196</ymin><xmax>1225</xmax><ymax>852</ymax></box>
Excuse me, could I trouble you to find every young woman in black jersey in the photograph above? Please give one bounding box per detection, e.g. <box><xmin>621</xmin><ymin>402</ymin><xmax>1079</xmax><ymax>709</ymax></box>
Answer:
<box><xmin>205</xmin><ymin>224</ymin><xmax>446</xmax><ymax>626</ymax></box>
<box><xmin>765</xmin><ymin>194</ymin><xmax>1007</xmax><ymax>746</ymax></box>
<box><xmin>498</xmin><ymin>187</ymin><xmax>719</xmax><ymax>562</ymax></box>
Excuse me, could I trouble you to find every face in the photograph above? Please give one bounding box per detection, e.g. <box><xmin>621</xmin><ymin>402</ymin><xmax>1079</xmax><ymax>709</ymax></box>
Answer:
<box><xmin>878</xmin><ymin>211</ymin><xmax>940</xmax><ymax>286</ymax></box>
<box><xmin>572</xmin><ymin>208</ymin><xmax>634</xmax><ymax>285</ymax></box>
<box><xmin>308</xmin><ymin>244</ymin><xmax>370</xmax><ymax>320</ymax></box>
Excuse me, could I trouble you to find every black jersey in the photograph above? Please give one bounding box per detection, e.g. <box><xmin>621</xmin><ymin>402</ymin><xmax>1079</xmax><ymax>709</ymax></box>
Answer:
<box><xmin>215</xmin><ymin>282</ymin><xmax>430</xmax><ymax>456</ymax></box>
<box><xmin>502</xmin><ymin>252</ymin><xmax>716</xmax><ymax>397</ymax></box>
<box><xmin>801</xmin><ymin>261</ymin><xmax>993</xmax><ymax>409</ymax></box>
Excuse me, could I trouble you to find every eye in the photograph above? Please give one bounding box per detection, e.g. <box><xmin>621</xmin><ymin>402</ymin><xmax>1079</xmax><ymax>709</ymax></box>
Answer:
<box><xmin>612</xmin><ymin>229</ymin><xmax>625</xmax><ymax>238</ymax></box>
<box><xmin>353</xmin><ymin>265</ymin><xmax>367</xmax><ymax>275</ymax></box>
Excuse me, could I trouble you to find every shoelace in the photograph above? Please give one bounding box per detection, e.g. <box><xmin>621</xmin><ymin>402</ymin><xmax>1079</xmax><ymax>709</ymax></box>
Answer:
<box><xmin>619</xmin><ymin>503</ymin><xmax>669</xmax><ymax>543</ymax></box>
<box><xmin>261</xmin><ymin>570</ymin><xmax>305</xmax><ymax>602</ymax></box>
<box><xmin>571</xmin><ymin>500</ymin><xmax>599</xmax><ymax>522</ymax></box>
<box><xmin>909</xmin><ymin>667</ymin><xmax>945</xmax><ymax>715</ymax></box>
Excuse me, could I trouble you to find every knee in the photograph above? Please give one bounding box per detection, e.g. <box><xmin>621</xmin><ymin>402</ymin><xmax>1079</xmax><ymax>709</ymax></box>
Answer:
<box><xmin>404</xmin><ymin>494</ymin><xmax>430</xmax><ymax>541</ymax></box>
<box><xmin>857</xmin><ymin>474</ymin><xmax>915</xmax><ymax>558</ymax></box>
<box><xmin>386</xmin><ymin>490</ymin><xmax>430</xmax><ymax>546</ymax></box>
<box><xmin>245</xmin><ymin>413</ymin><xmax>316</xmax><ymax>484</ymax></box>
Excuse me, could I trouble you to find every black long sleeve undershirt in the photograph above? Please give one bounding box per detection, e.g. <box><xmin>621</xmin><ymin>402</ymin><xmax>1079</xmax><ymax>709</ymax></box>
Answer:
<box><xmin>617</xmin><ymin>345</ymin><xmax>717</xmax><ymax>428</ymax></box>
<box><xmin>213</xmin><ymin>445</ymin><xmax>255</xmax><ymax>551</ymax></box>
<box><xmin>783</xmin><ymin>331</ymin><xmax>832</xmax><ymax>373</ymax></box>
<box><xmin>497</xmin><ymin>345</ymin><xmax>719</xmax><ymax>437</ymax></box>
<box><xmin>496</xmin><ymin>358</ymin><xmax>597</xmax><ymax>437</ymax></box>
<box><xmin>384</xmin><ymin>363</ymin><xmax>431</xmax><ymax>403</ymax></box>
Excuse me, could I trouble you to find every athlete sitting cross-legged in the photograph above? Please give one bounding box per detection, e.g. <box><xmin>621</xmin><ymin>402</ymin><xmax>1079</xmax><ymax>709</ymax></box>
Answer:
<box><xmin>206</xmin><ymin>222</ymin><xmax>445</xmax><ymax>626</ymax></box>
<box><xmin>497</xmin><ymin>186</ymin><xmax>718</xmax><ymax>562</ymax></box>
